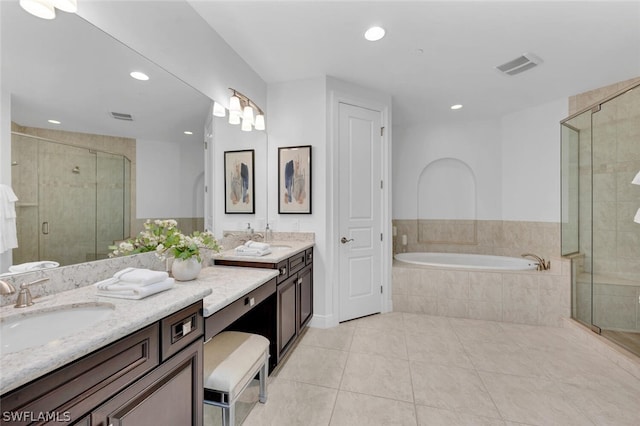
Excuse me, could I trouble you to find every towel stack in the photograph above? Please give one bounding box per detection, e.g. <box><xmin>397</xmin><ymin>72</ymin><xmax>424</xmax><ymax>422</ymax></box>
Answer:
<box><xmin>8</xmin><ymin>261</ymin><xmax>59</xmax><ymax>273</ymax></box>
<box><xmin>95</xmin><ymin>267</ymin><xmax>174</xmax><ymax>300</ymax></box>
<box><xmin>234</xmin><ymin>241</ymin><xmax>272</xmax><ymax>257</ymax></box>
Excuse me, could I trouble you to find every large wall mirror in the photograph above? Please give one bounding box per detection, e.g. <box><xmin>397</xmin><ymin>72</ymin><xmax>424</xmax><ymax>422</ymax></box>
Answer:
<box><xmin>1</xmin><ymin>2</ymin><xmax>212</xmax><ymax>274</ymax></box>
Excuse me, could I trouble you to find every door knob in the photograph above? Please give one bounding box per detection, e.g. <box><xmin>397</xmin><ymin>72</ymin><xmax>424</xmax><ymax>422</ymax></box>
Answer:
<box><xmin>341</xmin><ymin>237</ymin><xmax>354</xmax><ymax>244</ymax></box>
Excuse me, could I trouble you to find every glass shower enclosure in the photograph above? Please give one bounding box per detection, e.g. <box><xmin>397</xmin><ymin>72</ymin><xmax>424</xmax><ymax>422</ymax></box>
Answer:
<box><xmin>561</xmin><ymin>82</ymin><xmax>640</xmax><ymax>356</ymax></box>
<box><xmin>11</xmin><ymin>132</ymin><xmax>131</xmax><ymax>267</ymax></box>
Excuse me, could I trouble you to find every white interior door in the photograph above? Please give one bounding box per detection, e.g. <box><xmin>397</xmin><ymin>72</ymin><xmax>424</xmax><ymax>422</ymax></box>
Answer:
<box><xmin>338</xmin><ymin>102</ymin><xmax>383</xmax><ymax>322</ymax></box>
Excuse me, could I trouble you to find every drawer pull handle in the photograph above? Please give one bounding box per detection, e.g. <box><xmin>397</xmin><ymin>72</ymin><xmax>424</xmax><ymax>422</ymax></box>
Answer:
<box><xmin>245</xmin><ymin>297</ymin><xmax>255</xmax><ymax>307</ymax></box>
<box><xmin>279</xmin><ymin>266</ymin><xmax>287</xmax><ymax>276</ymax></box>
<box><xmin>297</xmin><ymin>278</ymin><xmax>302</xmax><ymax>285</ymax></box>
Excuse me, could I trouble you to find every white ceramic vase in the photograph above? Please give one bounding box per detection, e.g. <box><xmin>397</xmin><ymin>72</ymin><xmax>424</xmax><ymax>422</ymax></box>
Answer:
<box><xmin>171</xmin><ymin>257</ymin><xmax>202</xmax><ymax>281</ymax></box>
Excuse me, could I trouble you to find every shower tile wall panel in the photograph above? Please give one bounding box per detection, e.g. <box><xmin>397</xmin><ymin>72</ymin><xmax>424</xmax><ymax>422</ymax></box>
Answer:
<box><xmin>392</xmin><ymin>262</ymin><xmax>571</xmax><ymax>327</ymax></box>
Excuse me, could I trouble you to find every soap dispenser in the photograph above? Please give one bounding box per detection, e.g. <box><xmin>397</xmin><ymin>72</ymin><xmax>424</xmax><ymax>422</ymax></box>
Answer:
<box><xmin>265</xmin><ymin>223</ymin><xmax>273</xmax><ymax>242</ymax></box>
<box><xmin>246</xmin><ymin>222</ymin><xmax>254</xmax><ymax>236</ymax></box>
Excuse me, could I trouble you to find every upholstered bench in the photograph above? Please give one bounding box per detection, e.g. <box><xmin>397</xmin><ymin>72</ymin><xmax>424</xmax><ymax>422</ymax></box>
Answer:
<box><xmin>203</xmin><ymin>331</ymin><xmax>270</xmax><ymax>426</ymax></box>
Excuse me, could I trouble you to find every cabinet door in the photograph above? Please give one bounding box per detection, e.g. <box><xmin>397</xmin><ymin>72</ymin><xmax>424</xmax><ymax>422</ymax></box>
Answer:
<box><xmin>92</xmin><ymin>340</ymin><xmax>203</xmax><ymax>426</ymax></box>
<box><xmin>277</xmin><ymin>275</ymin><xmax>297</xmax><ymax>360</ymax></box>
<box><xmin>298</xmin><ymin>265</ymin><xmax>313</xmax><ymax>330</ymax></box>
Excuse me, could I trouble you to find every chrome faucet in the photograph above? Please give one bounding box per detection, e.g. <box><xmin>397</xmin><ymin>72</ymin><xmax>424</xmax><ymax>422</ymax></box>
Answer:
<box><xmin>14</xmin><ymin>277</ymin><xmax>49</xmax><ymax>308</ymax></box>
<box><xmin>521</xmin><ymin>253</ymin><xmax>551</xmax><ymax>271</ymax></box>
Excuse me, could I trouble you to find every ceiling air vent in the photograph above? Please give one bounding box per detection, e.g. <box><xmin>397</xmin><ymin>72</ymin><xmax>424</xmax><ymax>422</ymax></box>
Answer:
<box><xmin>496</xmin><ymin>53</ymin><xmax>543</xmax><ymax>76</ymax></box>
<box><xmin>110</xmin><ymin>112</ymin><xmax>133</xmax><ymax>121</ymax></box>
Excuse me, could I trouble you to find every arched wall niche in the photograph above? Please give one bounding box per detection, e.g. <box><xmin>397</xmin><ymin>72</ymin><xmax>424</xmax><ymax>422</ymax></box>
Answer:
<box><xmin>417</xmin><ymin>157</ymin><xmax>477</xmax><ymax>244</ymax></box>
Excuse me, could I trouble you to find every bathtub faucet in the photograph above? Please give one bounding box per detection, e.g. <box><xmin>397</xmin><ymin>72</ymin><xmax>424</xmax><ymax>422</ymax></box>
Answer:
<box><xmin>521</xmin><ymin>253</ymin><xmax>550</xmax><ymax>271</ymax></box>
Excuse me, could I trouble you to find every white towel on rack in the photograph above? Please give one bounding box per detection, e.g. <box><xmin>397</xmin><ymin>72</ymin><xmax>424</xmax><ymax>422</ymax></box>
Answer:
<box><xmin>0</xmin><ymin>184</ymin><xmax>19</xmax><ymax>254</ymax></box>
<box><xmin>96</xmin><ymin>278</ymin><xmax>175</xmax><ymax>300</ymax></box>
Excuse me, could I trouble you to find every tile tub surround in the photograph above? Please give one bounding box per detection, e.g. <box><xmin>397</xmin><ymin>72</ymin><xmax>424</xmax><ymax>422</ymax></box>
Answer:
<box><xmin>392</xmin><ymin>219</ymin><xmax>560</xmax><ymax>260</ymax></box>
<box><xmin>392</xmin><ymin>257</ymin><xmax>571</xmax><ymax>326</ymax></box>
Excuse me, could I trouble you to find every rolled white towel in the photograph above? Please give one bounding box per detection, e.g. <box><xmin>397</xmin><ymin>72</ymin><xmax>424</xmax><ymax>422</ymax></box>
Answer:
<box><xmin>8</xmin><ymin>261</ymin><xmax>59</xmax><ymax>273</ymax></box>
<box><xmin>96</xmin><ymin>278</ymin><xmax>175</xmax><ymax>300</ymax></box>
<box><xmin>113</xmin><ymin>267</ymin><xmax>168</xmax><ymax>285</ymax></box>
<box><xmin>244</xmin><ymin>241</ymin><xmax>271</xmax><ymax>251</ymax></box>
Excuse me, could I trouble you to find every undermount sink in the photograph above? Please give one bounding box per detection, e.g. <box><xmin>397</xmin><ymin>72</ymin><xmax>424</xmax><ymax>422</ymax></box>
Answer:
<box><xmin>0</xmin><ymin>303</ymin><xmax>115</xmax><ymax>354</ymax></box>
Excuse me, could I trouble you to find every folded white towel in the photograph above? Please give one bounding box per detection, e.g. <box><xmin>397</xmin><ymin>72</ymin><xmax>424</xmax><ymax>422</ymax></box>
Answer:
<box><xmin>8</xmin><ymin>261</ymin><xmax>60</xmax><ymax>273</ymax></box>
<box><xmin>95</xmin><ymin>268</ymin><xmax>169</xmax><ymax>290</ymax></box>
<box><xmin>96</xmin><ymin>278</ymin><xmax>175</xmax><ymax>300</ymax></box>
<box><xmin>234</xmin><ymin>245</ymin><xmax>272</xmax><ymax>257</ymax></box>
<box><xmin>244</xmin><ymin>240</ymin><xmax>271</xmax><ymax>251</ymax></box>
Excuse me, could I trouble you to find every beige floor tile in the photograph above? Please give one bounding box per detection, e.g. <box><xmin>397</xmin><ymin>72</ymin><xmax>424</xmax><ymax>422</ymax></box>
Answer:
<box><xmin>410</xmin><ymin>360</ymin><xmax>500</xmax><ymax>419</ymax></box>
<box><xmin>243</xmin><ymin>377</ymin><xmax>337</xmax><ymax>426</ymax></box>
<box><xmin>463</xmin><ymin>341</ymin><xmax>544</xmax><ymax>378</ymax></box>
<box><xmin>415</xmin><ymin>405</ymin><xmax>506</xmax><ymax>426</ymax></box>
<box><xmin>402</xmin><ymin>313</ymin><xmax>454</xmax><ymax>335</ymax></box>
<box><xmin>560</xmin><ymin>381</ymin><xmax>640</xmax><ymax>426</ymax></box>
<box><xmin>406</xmin><ymin>331</ymin><xmax>474</xmax><ymax>369</ymax></box>
<box><xmin>350</xmin><ymin>325</ymin><xmax>408</xmax><ymax>359</ymax></box>
<box><xmin>449</xmin><ymin>318</ymin><xmax>516</xmax><ymax>346</ymax></box>
<box><xmin>479</xmin><ymin>371</ymin><xmax>595</xmax><ymax>426</ymax></box>
<box><xmin>330</xmin><ymin>390</ymin><xmax>417</xmax><ymax>426</ymax></box>
<box><xmin>300</xmin><ymin>323</ymin><xmax>355</xmax><ymax>351</ymax></box>
<box><xmin>340</xmin><ymin>352</ymin><xmax>414</xmax><ymax>402</ymax></box>
<box><xmin>351</xmin><ymin>311</ymin><xmax>406</xmax><ymax>331</ymax></box>
<box><xmin>276</xmin><ymin>345</ymin><xmax>347</xmax><ymax>388</ymax></box>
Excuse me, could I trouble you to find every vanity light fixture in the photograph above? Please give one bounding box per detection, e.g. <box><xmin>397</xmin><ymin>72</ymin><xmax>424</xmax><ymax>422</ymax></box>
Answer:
<box><xmin>47</xmin><ymin>119</ymin><xmax>61</xmax><ymax>124</ymax></box>
<box><xmin>130</xmin><ymin>71</ymin><xmax>149</xmax><ymax>81</ymax></box>
<box><xmin>226</xmin><ymin>88</ymin><xmax>265</xmax><ymax>132</ymax></box>
<box><xmin>631</xmin><ymin>170</ymin><xmax>640</xmax><ymax>185</ymax></box>
<box><xmin>450</xmin><ymin>104</ymin><xmax>463</xmax><ymax>110</ymax></box>
<box><xmin>213</xmin><ymin>101</ymin><xmax>226</xmax><ymax>118</ymax></box>
<box><xmin>184</xmin><ymin>131</ymin><xmax>193</xmax><ymax>135</ymax></box>
<box><xmin>364</xmin><ymin>26</ymin><xmax>386</xmax><ymax>42</ymax></box>
<box><xmin>20</xmin><ymin>0</ymin><xmax>77</xmax><ymax>20</ymax></box>
<box><xmin>635</xmin><ymin>207</ymin><xmax>640</xmax><ymax>224</ymax></box>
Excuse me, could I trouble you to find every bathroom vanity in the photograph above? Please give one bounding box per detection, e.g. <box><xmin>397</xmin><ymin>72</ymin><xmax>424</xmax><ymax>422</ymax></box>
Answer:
<box><xmin>214</xmin><ymin>242</ymin><xmax>314</xmax><ymax>362</ymax></box>
<box><xmin>0</xmin><ymin>242</ymin><xmax>313</xmax><ymax>425</ymax></box>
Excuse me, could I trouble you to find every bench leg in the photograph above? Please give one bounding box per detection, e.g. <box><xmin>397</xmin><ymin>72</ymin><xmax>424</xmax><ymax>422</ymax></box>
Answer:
<box><xmin>258</xmin><ymin>358</ymin><xmax>268</xmax><ymax>404</ymax></box>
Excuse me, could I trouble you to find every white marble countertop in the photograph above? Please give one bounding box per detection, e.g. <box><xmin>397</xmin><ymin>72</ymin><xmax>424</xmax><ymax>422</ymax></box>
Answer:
<box><xmin>214</xmin><ymin>240</ymin><xmax>314</xmax><ymax>264</ymax></box>
<box><xmin>0</xmin><ymin>282</ymin><xmax>211</xmax><ymax>395</ymax></box>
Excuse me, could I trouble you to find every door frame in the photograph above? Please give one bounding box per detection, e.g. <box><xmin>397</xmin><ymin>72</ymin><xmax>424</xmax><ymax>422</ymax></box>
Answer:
<box><xmin>327</xmin><ymin>86</ymin><xmax>392</xmax><ymax>328</ymax></box>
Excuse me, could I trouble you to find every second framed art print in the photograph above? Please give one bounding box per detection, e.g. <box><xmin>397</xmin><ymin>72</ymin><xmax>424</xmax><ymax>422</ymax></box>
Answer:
<box><xmin>278</xmin><ymin>145</ymin><xmax>312</xmax><ymax>214</ymax></box>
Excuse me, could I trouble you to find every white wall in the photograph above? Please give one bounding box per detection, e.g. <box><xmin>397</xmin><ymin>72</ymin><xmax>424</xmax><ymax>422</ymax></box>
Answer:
<box><xmin>501</xmin><ymin>98</ymin><xmax>568</xmax><ymax>222</ymax></box>
<box><xmin>392</xmin><ymin>99</ymin><xmax>568</xmax><ymax>223</ymax></box>
<box><xmin>392</xmin><ymin>119</ymin><xmax>502</xmax><ymax>220</ymax></box>
<box><xmin>137</xmin><ymin>138</ymin><xmax>204</xmax><ymax>218</ymax></box>
<box><xmin>266</xmin><ymin>77</ymin><xmax>328</xmax><ymax>319</ymax></box>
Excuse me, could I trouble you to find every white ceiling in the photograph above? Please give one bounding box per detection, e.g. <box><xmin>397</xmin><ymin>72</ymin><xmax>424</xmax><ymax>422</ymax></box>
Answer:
<box><xmin>191</xmin><ymin>0</ymin><xmax>640</xmax><ymax>125</ymax></box>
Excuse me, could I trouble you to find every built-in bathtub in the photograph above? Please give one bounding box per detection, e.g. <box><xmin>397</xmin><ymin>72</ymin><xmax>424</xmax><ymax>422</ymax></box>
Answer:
<box><xmin>394</xmin><ymin>252</ymin><xmax>537</xmax><ymax>271</ymax></box>
<box><xmin>392</xmin><ymin>251</ymin><xmax>570</xmax><ymax>326</ymax></box>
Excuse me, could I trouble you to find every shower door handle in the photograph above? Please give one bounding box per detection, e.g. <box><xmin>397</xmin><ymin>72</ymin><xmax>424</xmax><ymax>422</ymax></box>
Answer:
<box><xmin>341</xmin><ymin>237</ymin><xmax>354</xmax><ymax>244</ymax></box>
<box><xmin>42</xmin><ymin>222</ymin><xmax>49</xmax><ymax>235</ymax></box>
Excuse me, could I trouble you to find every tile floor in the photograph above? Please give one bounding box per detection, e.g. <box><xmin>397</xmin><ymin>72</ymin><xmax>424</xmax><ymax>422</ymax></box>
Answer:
<box><xmin>206</xmin><ymin>312</ymin><xmax>640</xmax><ymax>426</ymax></box>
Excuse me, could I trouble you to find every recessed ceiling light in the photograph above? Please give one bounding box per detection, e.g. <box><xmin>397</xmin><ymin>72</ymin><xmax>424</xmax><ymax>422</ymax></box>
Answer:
<box><xmin>48</xmin><ymin>119</ymin><xmax>61</xmax><ymax>124</ymax></box>
<box><xmin>450</xmin><ymin>104</ymin><xmax>463</xmax><ymax>110</ymax></box>
<box><xmin>130</xmin><ymin>71</ymin><xmax>149</xmax><ymax>81</ymax></box>
<box><xmin>184</xmin><ymin>131</ymin><xmax>193</xmax><ymax>135</ymax></box>
<box><xmin>364</xmin><ymin>26</ymin><xmax>385</xmax><ymax>42</ymax></box>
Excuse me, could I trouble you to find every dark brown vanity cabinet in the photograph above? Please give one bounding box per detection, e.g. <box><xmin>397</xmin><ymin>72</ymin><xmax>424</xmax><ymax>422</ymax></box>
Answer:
<box><xmin>214</xmin><ymin>247</ymin><xmax>313</xmax><ymax>363</ymax></box>
<box><xmin>0</xmin><ymin>301</ymin><xmax>204</xmax><ymax>426</ymax></box>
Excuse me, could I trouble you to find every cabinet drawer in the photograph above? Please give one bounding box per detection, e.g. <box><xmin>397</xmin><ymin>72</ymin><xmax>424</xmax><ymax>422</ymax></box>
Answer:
<box><xmin>205</xmin><ymin>278</ymin><xmax>277</xmax><ymax>340</ymax></box>
<box><xmin>0</xmin><ymin>324</ymin><xmax>159</xmax><ymax>423</ymax></box>
<box><xmin>161</xmin><ymin>301</ymin><xmax>203</xmax><ymax>362</ymax></box>
<box><xmin>288</xmin><ymin>251</ymin><xmax>306</xmax><ymax>275</ymax></box>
